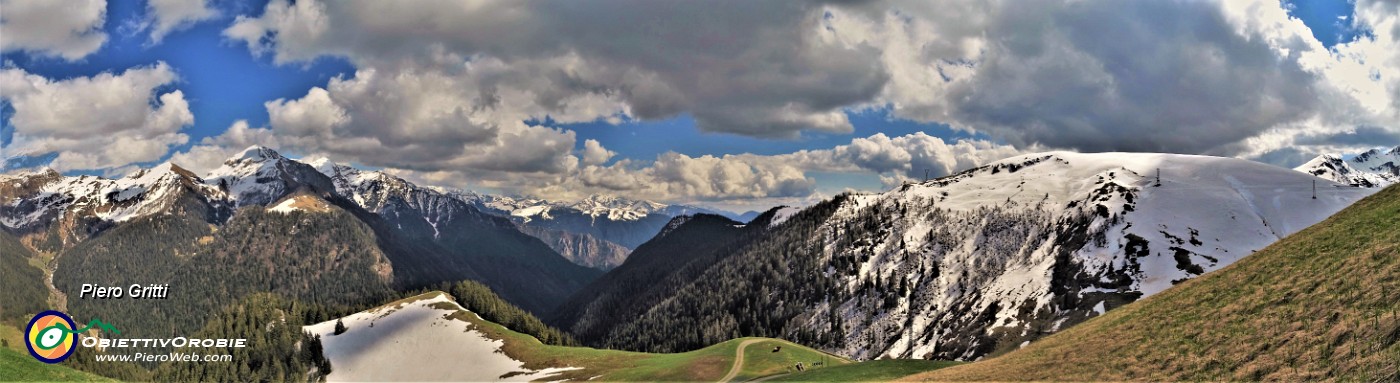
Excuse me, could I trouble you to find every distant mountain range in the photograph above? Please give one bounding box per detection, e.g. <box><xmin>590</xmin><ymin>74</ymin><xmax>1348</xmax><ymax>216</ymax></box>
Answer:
<box><xmin>1294</xmin><ymin>145</ymin><xmax>1400</xmax><ymax>187</ymax></box>
<box><xmin>456</xmin><ymin>192</ymin><xmax>738</xmax><ymax>270</ymax></box>
<box><xmin>552</xmin><ymin>151</ymin><xmax>1376</xmax><ymax>361</ymax></box>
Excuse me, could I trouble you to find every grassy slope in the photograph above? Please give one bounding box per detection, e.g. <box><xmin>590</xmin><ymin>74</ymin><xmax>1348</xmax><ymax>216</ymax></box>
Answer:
<box><xmin>909</xmin><ymin>184</ymin><xmax>1400</xmax><ymax>381</ymax></box>
<box><xmin>732</xmin><ymin>339</ymin><xmax>852</xmax><ymax>381</ymax></box>
<box><xmin>770</xmin><ymin>359</ymin><xmax>962</xmax><ymax>382</ymax></box>
<box><xmin>0</xmin><ymin>348</ymin><xmax>113</xmax><ymax>382</ymax></box>
<box><xmin>1</xmin><ymin>323</ymin><xmax>25</xmax><ymax>353</ymax></box>
<box><xmin>424</xmin><ymin>291</ymin><xmax>851</xmax><ymax>381</ymax></box>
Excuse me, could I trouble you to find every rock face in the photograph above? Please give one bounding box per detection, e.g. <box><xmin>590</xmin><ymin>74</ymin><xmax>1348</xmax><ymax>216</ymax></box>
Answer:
<box><xmin>518</xmin><ymin>226</ymin><xmax>631</xmax><ymax>270</ymax></box>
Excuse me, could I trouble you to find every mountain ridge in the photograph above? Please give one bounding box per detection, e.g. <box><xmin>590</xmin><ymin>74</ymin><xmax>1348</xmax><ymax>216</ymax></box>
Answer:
<box><xmin>554</xmin><ymin>151</ymin><xmax>1376</xmax><ymax>361</ymax></box>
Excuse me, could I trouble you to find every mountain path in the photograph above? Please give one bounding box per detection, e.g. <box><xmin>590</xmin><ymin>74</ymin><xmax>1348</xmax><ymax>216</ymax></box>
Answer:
<box><xmin>720</xmin><ymin>339</ymin><xmax>763</xmax><ymax>382</ymax></box>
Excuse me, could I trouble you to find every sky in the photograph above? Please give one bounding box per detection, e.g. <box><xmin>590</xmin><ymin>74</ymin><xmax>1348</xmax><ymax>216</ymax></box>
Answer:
<box><xmin>1</xmin><ymin>0</ymin><xmax>1398</xmax><ymax>213</ymax></box>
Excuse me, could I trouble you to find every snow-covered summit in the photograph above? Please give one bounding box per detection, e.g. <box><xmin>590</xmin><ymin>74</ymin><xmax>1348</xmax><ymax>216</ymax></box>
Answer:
<box><xmin>1295</xmin><ymin>146</ymin><xmax>1400</xmax><ymax>187</ymax></box>
<box><xmin>567</xmin><ymin>194</ymin><xmax>668</xmax><ymax>221</ymax></box>
<box><xmin>0</xmin><ymin>167</ymin><xmax>60</xmax><ymax>181</ymax></box>
<box><xmin>1353</xmin><ymin>146</ymin><xmax>1400</xmax><ymax>170</ymax></box>
<box><xmin>204</xmin><ymin>145</ymin><xmax>334</xmax><ymax>207</ymax></box>
<box><xmin>230</xmin><ymin>145</ymin><xmax>282</xmax><ymax>162</ymax></box>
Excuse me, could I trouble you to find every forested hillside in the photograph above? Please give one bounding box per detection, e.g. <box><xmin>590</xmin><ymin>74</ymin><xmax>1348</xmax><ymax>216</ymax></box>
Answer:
<box><xmin>442</xmin><ymin>280</ymin><xmax>578</xmax><ymax>347</ymax></box>
<box><xmin>549</xmin><ymin>205</ymin><xmax>859</xmax><ymax>353</ymax></box>
<box><xmin>550</xmin><ymin>213</ymin><xmax>764</xmax><ymax>343</ymax></box>
<box><xmin>313</xmin><ymin>155</ymin><xmax>602</xmax><ymax>313</ymax></box>
<box><xmin>54</xmin><ymin>204</ymin><xmax>394</xmax><ymax>353</ymax></box>
<box><xmin>0</xmin><ymin>231</ymin><xmax>47</xmax><ymax>327</ymax></box>
<box><xmin>62</xmin><ymin>294</ymin><xmax>333</xmax><ymax>382</ymax></box>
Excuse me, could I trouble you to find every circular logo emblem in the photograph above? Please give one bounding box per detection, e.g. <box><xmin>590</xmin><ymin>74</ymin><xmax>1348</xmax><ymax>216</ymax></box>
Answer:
<box><xmin>26</xmin><ymin>311</ymin><xmax>77</xmax><ymax>364</ymax></box>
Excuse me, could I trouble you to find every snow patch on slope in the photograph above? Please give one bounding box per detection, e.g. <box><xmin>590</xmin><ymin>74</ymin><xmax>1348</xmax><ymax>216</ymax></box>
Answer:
<box><xmin>268</xmin><ymin>194</ymin><xmax>330</xmax><ymax>214</ymax></box>
<box><xmin>769</xmin><ymin>206</ymin><xmax>802</xmax><ymax>228</ymax></box>
<box><xmin>304</xmin><ymin>293</ymin><xmax>579</xmax><ymax>382</ymax></box>
<box><xmin>510</xmin><ymin>205</ymin><xmax>552</xmax><ymax>223</ymax></box>
<box><xmin>268</xmin><ymin>198</ymin><xmax>301</xmax><ymax>213</ymax></box>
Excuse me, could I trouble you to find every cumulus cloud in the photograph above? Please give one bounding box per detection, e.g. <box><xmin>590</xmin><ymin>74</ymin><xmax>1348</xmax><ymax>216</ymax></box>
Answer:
<box><xmin>1350</xmin><ymin>0</ymin><xmax>1400</xmax><ymax>114</ymax></box>
<box><xmin>787</xmin><ymin>132</ymin><xmax>1026</xmax><ymax>184</ymax></box>
<box><xmin>116</xmin><ymin>0</ymin><xmax>1398</xmax><ymax>210</ymax></box>
<box><xmin>1199</xmin><ymin>0</ymin><xmax>1400</xmax><ymax>166</ymax></box>
<box><xmin>265</xmin><ymin>87</ymin><xmax>348</xmax><ymax>137</ymax></box>
<box><xmin>580</xmin><ymin>139</ymin><xmax>615</xmax><ymax>166</ymax></box>
<box><xmin>831</xmin><ymin>0</ymin><xmax>1324</xmax><ymax>154</ymax></box>
<box><xmin>516</xmin><ymin>132</ymin><xmax>1020</xmax><ymax>202</ymax></box>
<box><xmin>0</xmin><ymin>62</ymin><xmax>193</xmax><ymax>171</ymax></box>
<box><xmin>224</xmin><ymin>0</ymin><xmax>883</xmax><ymax>138</ymax></box>
<box><xmin>0</xmin><ymin>0</ymin><xmax>108</xmax><ymax>60</ymax></box>
<box><xmin>176</xmin><ymin>124</ymin><xmax>1015</xmax><ymax>207</ymax></box>
<box><xmin>146</xmin><ymin>0</ymin><xmax>219</xmax><ymax>42</ymax></box>
<box><xmin>522</xmin><ymin>151</ymin><xmax>818</xmax><ymax>202</ymax></box>
<box><xmin>221</xmin><ymin>0</ymin><xmax>1397</xmax><ymax>163</ymax></box>
<box><xmin>248</xmin><ymin>67</ymin><xmax>584</xmax><ymax>174</ymax></box>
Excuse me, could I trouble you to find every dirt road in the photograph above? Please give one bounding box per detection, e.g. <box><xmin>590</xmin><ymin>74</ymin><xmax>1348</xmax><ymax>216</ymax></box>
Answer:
<box><xmin>719</xmin><ymin>339</ymin><xmax>764</xmax><ymax>382</ymax></box>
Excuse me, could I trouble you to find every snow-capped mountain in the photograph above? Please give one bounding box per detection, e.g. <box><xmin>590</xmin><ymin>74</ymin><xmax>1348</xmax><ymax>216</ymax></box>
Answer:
<box><xmin>455</xmin><ymin>191</ymin><xmax>735</xmax><ymax>269</ymax></box>
<box><xmin>1295</xmin><ymin>146</ymin><xmax>1400</xmax><ymax>187</ymax></box>
<box><xmin>204</xmin><ymin>146</ymin><xmax>338</xmax><ymax>207</ymax></box>
<box><xmin>306</xmin><ymin>157</ymin><xmax>499</xmax><ymax>238</ymax></box>
<box><xmin>1</xmin><ymin>163</ymin><xmax>232</xmax><ymax>244</ymax></box>
<box><xmin>570</xmin><ymin>151</ymin><xmax>1377</xmax><ymax>361</ymax></box>
<box><xmin>2</xmin><ymin>146</ymin><xmax>599</xmax><ymax>314</ymax></box>
<box><xmin>462</xmin><ymin>193</ymin><xmax>719</xmax><ymax>224</ymax></box>
<box><xmin>303</xmin><ymin>159</ymin><xmax>653</xmax><ymax>270</ymax></box>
